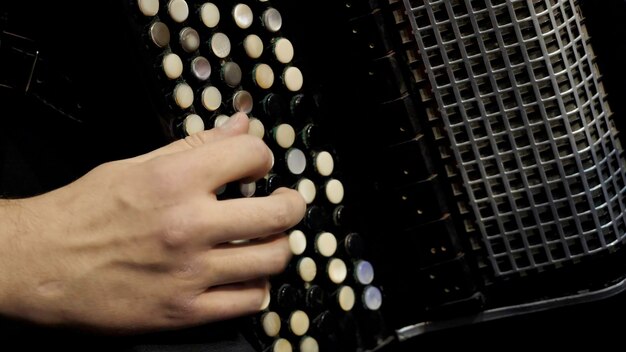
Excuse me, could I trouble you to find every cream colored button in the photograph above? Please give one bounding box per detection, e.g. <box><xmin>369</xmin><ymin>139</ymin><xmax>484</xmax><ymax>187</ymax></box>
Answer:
<box><xmin>299</xmin><ymin>337</ymin><xmax>319</xmax><ymax>352</ymax></box>
<box><xmin>201</xmin><ymin>86</ymin><xmax>222</xmax><ymax>111</ymax></box>
<box><xmin>283</xmin><ymin>66</ymin><xmax>303</xmax><ymax>92</ymax></box>
<box><xmin>183</xmin><ymin>114</ymin><xmax>204</xmax><ymax>135</ymax></box>
<box><xmin>297</xmin><ymin>178</ymin><xmax>316</xmax><ymax>204</ymax></box>
<box><xmin>314</xmin><ymin>151</ymin><xmax>334</xmax><ymax>176</ymax></box>
<box><xmin>328</xmin><ymin>258</ymin><xmax>347</xmax><ymax>284</ymax></box>
<box><xmin>232</xmin><ymin>90</ymin><xmax>253</xmax><ymax>114</ymax></box>
<box><xmin>210</xmin><ymin>33</ymin><xmax>231</xmax><ymax>58</ymax></box>
<box><xmin>274</xmin><ymin>124</ymin><xmax>295</xmax><ymax>149</ymax></box>
<box><xmin>180</xmin><ymin>27</ymin><xmax>200</xmax><ymax>53</ymax></box>
<box><xmin>289</xmin><ymin>310</ymin><xmax>309</xmax><ymax>336</ymax></box>
<box><xmin>243</xmin><ymin>34</ymin><xmax>263</xmax><ymax>59</ymax></box>
<box><xmin>214</xmin><ymin>114</ymin><xmax>230</xmax><ymax>128</ymax></box>
<box><xmin>316</xmin><ymin>232</ymin><xmax>337</xmax><ymax>257</ymax></box>
<box><xmin>325</xmin><ymin>179</ymin><xmax>344</xmax><ymax>204</ymax></box>
<box><xmin>338</xmin><ymin>285</ymin><xmax>355</xmax><ymax>311</ymax></box>
<box><xmin>168</xmin><ymin>0</ymin><xmax>189</xmax><ymax>23</ymax></box>
<box><xmin>273</xmin><ymin>339</ymin><xmax>292</xmax><ymax>352</ymax></box>
<box><xmin>248</xmin><ymin>117</ymin><xmax>265</xmax><ymax>139</ymax></box>
<box><xmin>254</xmin><ymin>63</ymin><xmax>275</xmax><ymax>89</ymax></box>
<box><xmin>261</xmin><ymin>311</ymin><xmax>281</xmax><ymax>337</ymax></box>
<box><xmin>200</xmin><ymin>2</ymin><xmax>220</xmax><ymax>28</ymax></box>
<box><xmin>288</xmin><ymin>230</ymin><xmax>307</xmax><ymax>255</ymax></box>
<box><xmin>240</xmin><ymin>181</ymin><xmax>256</xmax><ymax>197</ymax></box>
<box><xmin>232</xmin><ymin>3</ymin><xmax>253</xmax><ymax>29</ymax></box>
<box><xmin>297</xmin><ymin>257</ymin><xmax>316</xmax><ymax>282</ymax></box>
<box><xmin>162</xmin><ymin>53</ymin><xmax>183</xmax><ymax>80</ymax></box>
<box><xmin>262</xmin><ymin>8</ymin><xmax>282</xmax><ymax>32</ymax></box>
<box><xmin>274</xmin><ymin>38</ymin><xmax>294</xmax><ymax>64</ymax></box>
<box><xmin>149</xmin><ymin>22</ymin><xmax>170</xmax><ymax>48</ymax></box>
<box><xmin>138</xmin><ymin>0</ymin><xmax>159</xmax><ymax>17</ymax></box>
<box><xmin>173</xmin><ymin>83</ymin><xmax>194</xmax><ymax>109</ymax></box>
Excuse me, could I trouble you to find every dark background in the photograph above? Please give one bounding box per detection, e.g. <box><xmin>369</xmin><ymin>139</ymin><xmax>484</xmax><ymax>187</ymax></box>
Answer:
<box><xmin>1</xmin><ymin>0</ymin><xmax>626</xmax><ymax>350</ymax></box>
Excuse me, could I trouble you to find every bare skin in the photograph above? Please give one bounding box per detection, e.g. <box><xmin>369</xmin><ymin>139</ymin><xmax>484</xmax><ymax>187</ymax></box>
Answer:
<box><xmin>0</xmin><ymin>113</ymin><xmax>305</xmax><ymax>334</ymax></box>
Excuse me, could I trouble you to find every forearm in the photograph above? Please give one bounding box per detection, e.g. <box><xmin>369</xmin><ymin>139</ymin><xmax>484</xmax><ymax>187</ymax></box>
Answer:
<box><xmin>0</xmin><ymin>198</ymin><xmax>29</xmax><ymax>314</ymax></box>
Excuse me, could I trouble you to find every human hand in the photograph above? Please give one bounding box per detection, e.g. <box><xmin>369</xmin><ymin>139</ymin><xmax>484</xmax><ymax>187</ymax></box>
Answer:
<box><xmin>0</xmin><ymin>112</ymin><xmax>305</xmax><ymax>334</ymax></box>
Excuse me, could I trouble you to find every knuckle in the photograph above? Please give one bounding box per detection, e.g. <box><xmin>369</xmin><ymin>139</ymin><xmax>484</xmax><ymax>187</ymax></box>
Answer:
<box><xmin>270</xmin><ymin>202</ymin><xmax>293</xmax><ymax>232</ymax></box>
<box><xmin>163</xmin><ymin>294</ymin><xmax>198</xmax><ymax>323</ymax></box>
<box><xmin>239</xmin><ymin>135</ymin><xmax>271</xmax><ymax>166</ymax></box>
<box><xmin>157</xmin><ymin>211</ymin><xmax>193</xmax><ymax>249</ymax></box>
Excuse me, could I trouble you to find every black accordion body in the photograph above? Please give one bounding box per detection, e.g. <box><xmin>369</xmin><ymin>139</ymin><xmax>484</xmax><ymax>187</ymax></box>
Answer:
<box><xmin>2</xmin><ymin>0</ymin><xmax>626</xmax><ymax>351</ymax></box>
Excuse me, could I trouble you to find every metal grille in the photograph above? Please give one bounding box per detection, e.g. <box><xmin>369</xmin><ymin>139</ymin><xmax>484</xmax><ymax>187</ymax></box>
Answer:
<box><xmin>403</xmin><ymin>0</ymin><xmax>626</xmax><ymax>277</ymax></box>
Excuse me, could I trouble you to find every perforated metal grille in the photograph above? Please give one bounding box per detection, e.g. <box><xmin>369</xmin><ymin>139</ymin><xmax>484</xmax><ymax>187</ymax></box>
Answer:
<box><xmin>403</xmin><ymin>0</ymin><xmax>626</xmax><ymax>277</ymax></box>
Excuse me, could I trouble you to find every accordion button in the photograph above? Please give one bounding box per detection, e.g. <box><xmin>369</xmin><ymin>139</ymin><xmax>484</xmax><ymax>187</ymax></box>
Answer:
<box><xmin>362</xmin><ymin>286</ymin><xmax>383</xmax><ymax>311</ymax></box>
<box><xmin>200</xmin><ymin>2</ymin><xmax>220</xmax><ymax>28</ymax></box>
<box><xmin>243</xmin><ymin>34</ymin><xmax>264</xmax><ymax>59</ymax></box>
<box><xmin>168</xmin><ymin>0</ymin><xmax>189</xmax><ymax>23</ymax></box>
<box><xmin>149</xmin><ymin>22</ymin><xmax>170</xmax><ymax>48</ymax></box>
<box><xmin>232</xmin><ymin>3</ymin><xmax>254</xmax><ymax>29</ymax></box>
<box><xmin>273</xmin><ymin>38</ymin><xmax>294</xmax><ymax>64</ymax></box>
<box><xmin>288</xmin><ymin>230</ymin><xmax>307</xmax><ymax>255</ymax></box>
<box><xmin>138</xmin><ymin>0</ymin><xmax>159</xmax><ymax>17</ymax></box>
<box><xmin>337</xmin><ymin>285</ymin><xmax>355</xmax><ymax>311</ymax></box>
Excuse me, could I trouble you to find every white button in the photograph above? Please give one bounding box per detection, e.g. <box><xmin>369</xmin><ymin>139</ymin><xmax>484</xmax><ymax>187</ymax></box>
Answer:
<box><xmin>297</xmin><ymin>257</ymin><xmax>317</xmax><ymax>282</ymax></box>
<box><xmin>173</xmin><ymin>83</ymin><xmax>194</xmax><ymax>109</ymax></box>
<box><xmin>274</xmin><ymin>124</ymin><xmax>295</xmax><ymax>149</ymax></box>
<box><xmin>299</xmin><ymin>337</ymin><xmax>319</xmax><ymax>352</ymax></box>
<box><xmin>363</xmin><ymin>286</ymin><xmax>383</xmax><ymax>311</ymax></box>
<box><xmin>248</xmin><ymin>118</ymin><xmax>265</xmax><ymax>139</ymax></box>
<box><xmin>202</xmin><ymin>86</ymin><xmax>222</xmax><ymax>111</ymax></box>
<box><xmin>325</xmin><ymin>179</ymin><xmax>344</xmax><ymax>204</ymax></box>
<box><xmin>289</xmin><ymin>310</ymin><xmax>309</xmax><ymax>336</ymax></box>
<box><xmin>297</xmin><ymin>178</ymin><xmax>316</xmax><ymax>204</ymax></box>
<box><xmin>328</xmin><ymin>258</ymin><xmax>347</xmax><ymax>284</ymax></box>
<box><xmin>183</xmin><ymin>114</ymin><xmax>204</xmax><ymax>135</ymax></box>
<box><xmin>214</xmin><ymin>114</ymin><xmax>230</xmax><ymax>128</ymax></box>
<box><xmin>274</xmin><ymin>38</ymin><xmax>294</xmax><ymax>64</ymax></box>
<box><xmin>200</xmin><ymin>3</ymin><xmax>220</xmax><ymax>28</ymax></box>
<box><xmin>314</xmin><ymin>151</ymin><xmax>334</xmax><ymax>176</ymax></box>
<box><xmin>243</xmin><ymin>34</ymin><xmax>264</xmax><ymax>59</ymax></box>
<box><xmin>232</xmin><ymin>4</ymin><xmax>253</xmax><ymax>29</ymax></box>
<box><xmin>138</xmin><ymin>0</ymin><xmax>159</xmax><ymax>17</ymax></box>
<box><xmin>168</xmin><ymin>0</ymin><xmax>189</xmax><ymax>23</ymax></box>
<box><xmin>254</xmin><ymin>63</ymin><xmax>275</xmax><ymax>89</ymax></box>
<box><xmin>286</xmin><ymin>148</ymin><xmax>306</xmax><ymax>175</ymax></box>
<box><xmin>288</xmin><ymin>230</ymin><xmax>307</xmax><ymax>255</ymax></box>
<box><xmin>210</xmin><ymin>33</ymin><xmax>231</xmax><ymax>58</ymax></box>
<box><xmin>162</xmin><ymin>53</ymin><xmax>183</xmax><ymax>80</ymax></box>
<box><xmin>261</xmin><ymin>311</ymin><xmax>281</xmax><ymax>337</ymax></box>
<box><xmin>262</xmin><ymin>8</ymin><xmax>282</xmax><ymax>32</ymax></box>
<box><xmin>338</xmin><ymin>285</ymin><xmax>355</xmax><ymax>311</ymax></box>
<box><xmin>355</xmin><ymin>260</ymin><xmax>375</xmax><ymax>285</ymax></box>
<box><xmin>315</xmin><ymin>232</ymin><xmax>337</xmax><ymax>257</ymax></box>
<box><xmin>283</xmin><ymin>66</ymin><xmax>303</xmax><ymax>92</ymax></box>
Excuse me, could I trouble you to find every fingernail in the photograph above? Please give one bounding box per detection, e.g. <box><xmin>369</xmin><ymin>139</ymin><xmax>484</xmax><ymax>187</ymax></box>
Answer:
<box><xmin>260</xmin><ymin>284</ymin><xmax>271</xmax><ymax>311</ymax></box>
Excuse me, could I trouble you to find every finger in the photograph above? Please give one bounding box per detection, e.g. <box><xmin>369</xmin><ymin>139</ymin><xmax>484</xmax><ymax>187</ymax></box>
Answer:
<box><xmin>130</xmin><ymin>112</ymin><xmax>251</xmax><ymax>162</ymax></box>
<box><xmin>204</xmin><ymin>235</ymin><xmax>291</xmax><ymax>286</ymax></box>
<box><xmin>202</xmin><ymin>188</ymin><xmax>306</xmax><ymax>245</ymax></box>
<box><xmin>179</xmin><ymin>133</ymin><xmax>274</xmax><ymax>191</ymax></box>
<box><xmin>190</xmin><ymin>279</ymin><xmax>269</xmax><ymax>324</ymax></box>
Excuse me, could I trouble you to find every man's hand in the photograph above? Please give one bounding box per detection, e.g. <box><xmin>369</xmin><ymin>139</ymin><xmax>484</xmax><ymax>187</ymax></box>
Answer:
<box><xmin>0</xmin><ymin>113</ymin><xmax>305</xmax><ymax>333</ymax></box>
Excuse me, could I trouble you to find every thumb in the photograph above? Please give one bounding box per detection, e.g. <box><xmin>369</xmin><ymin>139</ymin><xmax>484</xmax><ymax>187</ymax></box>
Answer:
<box><xmin>131</xmin><ymin>113</ymin><xmax>251</xmax><ymax>162</ymax></box>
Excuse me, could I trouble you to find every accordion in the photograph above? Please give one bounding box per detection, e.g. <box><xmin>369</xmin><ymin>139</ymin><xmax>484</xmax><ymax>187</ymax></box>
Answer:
<box><xmin>4</xmin><ymin>0</ymin><xmax>626</xmax><ymax>351</ymax></box>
